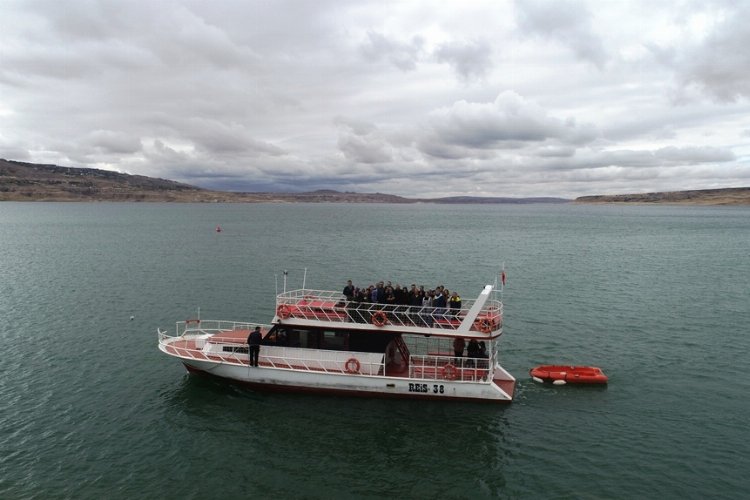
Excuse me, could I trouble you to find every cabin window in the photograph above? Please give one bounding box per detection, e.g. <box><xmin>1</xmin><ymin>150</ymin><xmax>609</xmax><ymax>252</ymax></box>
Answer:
<box><xmin>322</xmin><ymin>331</ymin><xmax>347</xmax><ymax>350</ymax></box>
<box><xmin>262</xmin><ymin>330</ymin><xmax>290</xmax><ymax>346</ymax></box>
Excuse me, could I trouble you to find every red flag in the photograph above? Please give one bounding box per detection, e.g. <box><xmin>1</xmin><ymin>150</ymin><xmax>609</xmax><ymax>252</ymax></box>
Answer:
<box><xmin>501</xmin><ymin>271</ymin><xmax>506</xmax><ymax>286</ymax></box>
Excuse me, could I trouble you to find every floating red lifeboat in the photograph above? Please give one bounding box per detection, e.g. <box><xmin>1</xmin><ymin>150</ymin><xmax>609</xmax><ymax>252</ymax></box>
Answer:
<box><xmin>530</xmin><ymin>365</ymin><xmax>608</xmax><ymax>385</ymax></box>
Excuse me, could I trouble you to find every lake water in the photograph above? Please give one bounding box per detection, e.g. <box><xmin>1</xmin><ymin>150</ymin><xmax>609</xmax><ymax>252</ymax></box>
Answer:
<box><xmin>1</xmin><ymin>202</ymin><xmax>748</xmax><ymax>499</ymax></box>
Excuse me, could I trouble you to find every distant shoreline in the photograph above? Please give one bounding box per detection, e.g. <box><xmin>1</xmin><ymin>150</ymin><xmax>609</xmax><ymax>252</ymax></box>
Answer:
<box><xmin>574</xmin><ymin>187</ymin><xmax>750</xmax><ymax>205</ymax></box>
<box><xmin>2</xmin><ymin>159</ymin><xmax>749</xmax><ymax>205</ymax></box>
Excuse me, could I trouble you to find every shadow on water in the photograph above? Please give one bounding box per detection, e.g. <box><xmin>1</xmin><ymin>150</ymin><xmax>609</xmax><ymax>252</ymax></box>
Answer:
<box><xmin>158</xmin><ymin>373</ymin><xmax>517</xmax><ymax>498</ymax></box>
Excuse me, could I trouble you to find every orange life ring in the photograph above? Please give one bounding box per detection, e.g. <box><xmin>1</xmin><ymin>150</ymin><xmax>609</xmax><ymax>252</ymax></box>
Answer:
<box><xmin>345</xmin><ymin>357</ymin><xmax>361</xmax><ymax>374</ymax></box>
<box><xmin>276</xmin><ymin>304</ymin><xmax>291</xmax><ymax>319</ymax></box>
<box><xmin>372</xmin><ymin>311</ymin><xmax>388</xmax><ymax>327</ymax></box>
<box><xmin>185</xmin><ymin>319</ymin><xmax>201</xmax><ymax>325</ymax></box>
<box><xmin>441</xmin><ymin>364</ymin><xmax>458</xmax><ymax>380</ymax></box>
<box><xmin>475</xmin><ymin>317</ymin><xmax>493</xmax><ymax>333</ymax></box>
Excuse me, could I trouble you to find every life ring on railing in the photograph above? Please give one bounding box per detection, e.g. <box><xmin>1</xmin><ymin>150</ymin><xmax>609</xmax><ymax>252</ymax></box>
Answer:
<box><xmin>371</xmin><ymin>311</ymin><xmax>389</xmax><ymax>327</ymax></box>
<box><xmin>475</xmin><ymin>317</ymin><xmax>493</xmax><ymax>333</ymax></box>
<box><xmin>185</xmin><ymin>319</ymin><xmax>201</xmax><ymax>326</ymax></box>
<box><xmin>276</xmin><ymin>304</ymin><xmax>291</xmax><ymax>319</ymax></box>
<box><xmin>441</xmin><ymin>364</ymin><xmax>458</xmax><ymax>380</ymax></box>
<box><xmin>345</xmin><ymin>357</ymin><xmax>361</xmax><ymax>374</ymax></box>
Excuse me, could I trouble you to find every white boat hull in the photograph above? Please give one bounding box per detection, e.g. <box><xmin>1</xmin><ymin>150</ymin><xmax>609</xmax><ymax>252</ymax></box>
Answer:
<box><xmin>175</xmin><ymin>355</ymin><xmax>515</xmax><ymax>402</ymax></box>
<box><xmin>158</xmin><ymin>281</ymin><xmax>516</xmax><ymax>403</ymax></box>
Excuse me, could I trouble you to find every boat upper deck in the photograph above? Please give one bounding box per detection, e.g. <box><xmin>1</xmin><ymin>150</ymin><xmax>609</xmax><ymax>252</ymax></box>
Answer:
<box><xmin>275</xmin><ymin>285</ymin><xmax>503</xmax><ymax>338</ymax></box>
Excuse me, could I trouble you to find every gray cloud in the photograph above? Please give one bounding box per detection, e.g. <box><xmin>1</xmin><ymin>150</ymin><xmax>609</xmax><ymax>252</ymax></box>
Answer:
<box><xmin>514</xmin><ymin>0</ymin><xmax>607</xmax><ymax>68</ymax></box>
<box><xmin>418</xmin><ymin>91</ymin><xmax>598</xmax><ymax>159</ymax></box>
<box><xmin>360</xmin><ymin>31</ymin><xmax>424</xmax><ymax>71</ymax></box>
<box><xmin>555</xmin><ymin>146</ymin><xmax>736</xmax><ymax>171</ymax></box>
<box><xmin>338</xmin><ymin>133</ymin><xmax>393</xmax><ymax>165</ymax></box>
<box><xmin>86</xmin><ymin>130</ymin><xmax>143</xmax><ymax>155</ymax></box>
<box><xmin>434</xmin><ymin>39</ymin><xmax>492</xmax><ymax>81</ymax></box>
<box><xmin>180</xmin><ymin>119</ymin><xmax>286</xmax><ymax>156</ymax></box>
<box><xmin>0</xmin><ymin>1</ymin><xmax>747</xmax><ymax>198</ymax></box>
<box><xmin>673</xmin><ymin>5</ymin><xmax>750</xmax><ymax>102</ymax></box>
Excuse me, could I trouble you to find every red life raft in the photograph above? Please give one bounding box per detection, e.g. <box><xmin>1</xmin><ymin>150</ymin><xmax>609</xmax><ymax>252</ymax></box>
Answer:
<box><xmin>530</xmin><ymin>365</ymin><xmax>608</xmax><ymax>385</ymax></box>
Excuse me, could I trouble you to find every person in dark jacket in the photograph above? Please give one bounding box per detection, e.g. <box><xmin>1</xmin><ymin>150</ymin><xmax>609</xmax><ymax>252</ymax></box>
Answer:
<box><xmin>453</xmin><ymin>337</ymin><xmax>465</xmax><ymax>365</ymax></box>
<box><xmin>466</xmin><ymin>339</ymin><xmax>479</xmax><ymax>367</ymax></box>
<box><xmin>247</xmin><ymin>326</ymin><xmax>263</xmax><ymax>367</ymax></box>
<box><xmin>477</xmin><ymin>341</ymin><xmax>489</xmax><ymax>369</ymax></box>
<box><xmin>433</xmin><ymin>289</ymin><xmax>447</xmax><ymax>321</ymax></box>
<box><xmin>343</xmin><ymin>280</ymin><xmax>355</xmax><ymax>300</ymax></box>
<box><xmin>376</xmin><ymin>282</ymin><xmax>386</xmax><ymax>304</ymax></box>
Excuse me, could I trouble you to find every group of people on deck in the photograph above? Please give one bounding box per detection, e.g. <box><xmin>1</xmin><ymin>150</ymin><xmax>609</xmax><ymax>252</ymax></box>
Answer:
<box><xmin>343</xmin><ymin>280</ymin><xmax>462</xmax><ymax>312</ymax></box>
<box><xmin>453</xmin><ymin>337</ymin><xmax>489</xmax><ymax>368</ymax></box>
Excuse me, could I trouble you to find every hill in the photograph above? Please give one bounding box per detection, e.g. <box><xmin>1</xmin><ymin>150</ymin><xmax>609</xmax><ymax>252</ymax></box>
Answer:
<box><xmin>0</xmin><ymin>159</ymin><xmax>215</xmax><ymax>202</ymax></box>
<box><xmin>0</xmin><ymin>159</ymin><xmax>570</xmax><ymax>203</ymax></box>
<box><xmin>575</xmin><ymin>187</ymin><xmax>750</xmax><ymax>205</ymax></box>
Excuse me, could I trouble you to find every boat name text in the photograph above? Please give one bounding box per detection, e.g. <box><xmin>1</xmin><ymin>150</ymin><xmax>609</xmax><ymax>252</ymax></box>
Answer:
<box><xmin>408</xmin><ymin>383</ymin><xmax>445</xmax><ymax>394</ymax></box>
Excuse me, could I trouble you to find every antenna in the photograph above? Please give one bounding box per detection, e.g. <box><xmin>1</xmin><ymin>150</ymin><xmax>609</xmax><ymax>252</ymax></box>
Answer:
<box><xmin>283</xmin><ymin>269</ymin><xmax>288</xmax><ymax>293</ymax></box>
<box><xmin>302</xmin><ymin>267</ymin><xmax>308</xmax><ymax>290</ymax></box>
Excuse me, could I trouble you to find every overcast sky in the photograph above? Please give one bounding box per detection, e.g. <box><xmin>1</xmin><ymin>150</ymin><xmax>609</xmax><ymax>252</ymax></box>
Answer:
<box><xmin>1</xmin><ymin>0</ymin><xmax>749</xmax><ymax>198</ymax></box>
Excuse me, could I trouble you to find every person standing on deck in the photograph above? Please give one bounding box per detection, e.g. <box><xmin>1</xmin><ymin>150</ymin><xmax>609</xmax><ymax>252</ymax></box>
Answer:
<box><xmin>478</xmin><ymin>341</ymin><xmax>489</xmax><ymax>370</ymax></box>
<box><xmin>376</xmin><ymin>281</ymin><xmax>386</xmax><ymax>304</ymax></box>
<box><xmin>453</xmin><ymin>337</ymin><xmax>465</xmax><ymax>365</ymax></box>
<box><xmin>343</xmin><ymin>280</ymin><xmax>355</xmax><ymax>301</ymax></box>
<box><xmin>466</xmin><ymin>339</ymin><xmax>479</xmax><ymax>368</ymax></box>
<box><xmin>247</xmin><ymin>326</ymin><xmax>263</xmax><ymax>367</ymax></box>
<box><xmin>434</xmin><ymin>288</ymin><xmax>447</xmax><ymax>318</ymax></box>
<box><xmin>448</xmin><ymin>291</ymin><xmax>462</xmax><ymax>317</ymax></box>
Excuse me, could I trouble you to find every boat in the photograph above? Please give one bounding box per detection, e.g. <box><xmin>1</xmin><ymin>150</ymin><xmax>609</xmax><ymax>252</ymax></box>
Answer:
<box><xmin>529</xmin><ymin>365</ymin><xmax>608</xmax><ymax>385</ymax></box>
<box><xmin>157</xmin><ymin>282</ymin><xmax>516</xmax><ymax>402</ymax></box>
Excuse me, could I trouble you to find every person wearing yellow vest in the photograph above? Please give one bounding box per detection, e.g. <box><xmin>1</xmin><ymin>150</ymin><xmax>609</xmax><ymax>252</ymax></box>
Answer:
<box><xmin>448</xmin><ymin>291</ymin><xmax>462</xmax><ymax>317</ymax></box>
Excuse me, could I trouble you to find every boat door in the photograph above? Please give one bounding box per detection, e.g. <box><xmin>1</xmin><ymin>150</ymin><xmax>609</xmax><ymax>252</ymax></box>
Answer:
<box><xmin>384</xmin><ymin>336</ymin><xmax>409</xmax><ymax>375</ymax></box>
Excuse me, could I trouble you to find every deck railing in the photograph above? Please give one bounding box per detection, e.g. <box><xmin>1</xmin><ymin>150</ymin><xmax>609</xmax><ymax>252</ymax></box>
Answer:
<box><xmin>158</xmin><ymin>330</ymin><xmax>385</xmax><ymax>375</ymax></box>
<box><xmin>174</xmin><ymin>319</ymin><xmax>263</xmax><ymax>337</ymax></box>
<box><xmin>409</xmin><ymin>354</ymin><xmax>491</xmax><ymax>382</ymax></box>
<box><xmin>159</xmin><ymin>328</ymin><xmax>493</xmax><ymax>382</ymax></box>
<box><xmin>258</xmin><ymin>347</ymin><xmax>384</xmax><ymax>376</ymax></box>
<box><xmin>275</xmin><ymin>289</ymin><xmax>503</xmax><ymax>333</ymax></box>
